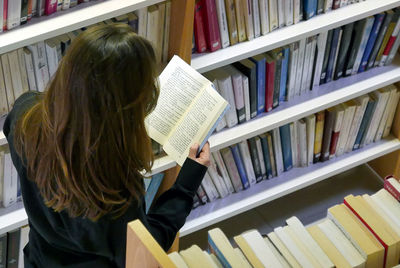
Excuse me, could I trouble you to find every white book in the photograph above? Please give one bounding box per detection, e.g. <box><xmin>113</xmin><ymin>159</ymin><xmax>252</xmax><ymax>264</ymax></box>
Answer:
<box><xmin>211</xmin><ymin>151</ymin><xmax>235</xmax><ymax>193</ymax></box>
<box><xmin>162</xmin><ymin>1</ymin><xmax>171</xmax><ymax>63</ymax></box>
<box><xmin>272</xmin><ymin>128</ymin><xmax>284</xmax><ymax>176</ymax></box>
<box><xmin>305</xmin><ymin>36</ymin><xmax>317</xmax><ymax>92</ymax></box>
<box><xmin>168</xmin><ymin>252</ymin><xmax>189</xmax><ymax>268</ymax></box>
<box><xmin>258</xmin><ymin>0</ymin><xmax>270</xmax><ymax>35</ymax></box>
<box><xmin>268</xmin><ymin>232</ymin><xmax>302</xmax><ymax>268</ymax></box>
<box><xmin>277</xmin><ymin>0</ymin><xmax>285</xmax><ymax>28</ymax></box>
<box><xmin>201</xmin><ymin>171</ymin><xmax>220</xmax><ymax>201</ymax></box>
<box><xmin>340</xmin><ymin>0</ymin><xmax>349</xmax><ymax>6</ymax></box>
<box><xmin>318</xmin><ymin>219</ymin><xmax>366</xmax><ymax>268</ymax></box>
<box><xmin>207</xmin><ymin>162</ymin><xmax>230</xmax><ymax>198</ymax></box>
<box><xmin>0</xmin><ymin>62</ymin><xmax>8</xmax><ymax>115</ymax></box>
<box><xmin>242</xmin><ymin>75</ymin><xmax>251</xmax><ymax>122</ymax></box>
<box><xmin>57</xmin><ymin>0</ymin><xmax>63</xmax><ymax>11</ymax></box>
<box><xmin>0</xmin><ymin>0</ymin><xmax>4</xmax><ymax>33</ymax></box>
<box><xmin>301</xmin><ymin>37</ymin><xmax>313</xmax><ymax>94</ymax></box>
<box><xmin>23</xmin><ymin>48</ymin><xmax>38</xmax><ymax>92</ymax></box>
<box><xmin>215</xmin><ymin>0</ymin><xmax>230</xmax><ymax>48</ymax></box>
<box><xmin>312</xmin><ymin>32</ymin><xmax>328</xmax><ymax>89</ymax></box>
<box><xmin>305</xmin><ymin>115</ymin><xmax>315</xmax><ymax>166</ymax></box>
<box><xmin>224</xmin><ymin>66</ymin><xmax>246</xmax><ymax>123</ymax></box>
<box><xmin>3</xmin><ymin>152</ymin><xmax>17</xmax><ymax>207</ymax></box>
<box><xmin>298</xmin><ymin>119</ymin><xmax>308</xmax><ymax>167</ymax></box>
<box><xmin>293</xmin><ymin>0</ymin><xmax>301</xmax><ymax>24</ymax></box>
<box><xmin>290</xmin><ymin>122</ymin><xmax>299</xmax><ymax>167</ymax></box>
<box><xmin>345</xmin><ymin>96</ymin><xmax>369</xmax><ymax>153</ymax></box>
<box><xmin>371</xmin><ymin>191</ymin><xmax>400</xmax><ymax>231</ymax></box>
<box><xmin>383</xmin><ymin>90</ymin><xmax>400</xmax><ymax>138</ymax></box>
<box><xmin>7</xmin><ymin>51</ymin><xmax>24</xmax><ymax>100</ymax></box>
<box><xmin>62</xmin><ymin>0</ymin><xmax>70</xmax><ymax>10</ymax></box>
<box><xmin>324</xmin><ymin>0</ymin><xmax>333</xmax><ymax>12</ymax></box>
<box><xmin>263</xmin><ymin>237</ymin><xmax>291</xmax><ymax>267</ymax></box>
<box><xmin>336</xmin><ymin>102</ymin><xmax>356</xmax><ymax>157</ymax></box>
<box><xmin>287</xmin><ymin>42</ymin><xmax>299</xmax><ymax>100</ymax></box>
<box><xmin>268</xmin><ymin>0</ymin><xmax>279</xmax><ymax>31</ymax></box>
<box><xmin>284</xmin><ymin>0</ymin><xmax>293</xmax><ymax>26</ymax></box>
<box><xmin>209</xmin><ymin>79</ymin><xmax>228</xmax><ymax>132</ymax></box>
<box><xmin>0</xmin><ymin>151</ymin><xmax>3</xmax><ymax>205</ymax></box>
<box><xmin>17</xmin><ymin>49</ymin><xmax>29</xmax><ymax>94</ymax></box>
<box><xmin>1</xmin><ymin>54</ymin><xmax>15</xmax><ymax>108</ymax></box>
<box><xmin>352</xmin><ymin>17</ymin><xmax>374</xmax><ymax>74</ymax></box>
<box><xmin>286</xmin><ymin>217</ymin><xmax>334</xmax><ymax>268</ymax></box>
<box><xmin>18</xmin><ymin>226</ymin><xmax>30</xmax><ymax>268</ymax></box>
<box><xmin>244</xmin><ymin>0</ymin><xmax>254</xmax><ymax>40</ymax></box>
<box><xmin>295</xmin><ymin>38</ymin><xmax>306</xmax><ymax>97</ymax></box>
<box><xmin>27</xmin><ymin>42</ymin><xmax>50</xmax><ymax>92</ymax></box>
<box><xmin>375</xmin><ymin>87</ymin><xmax>398</xmax><ymax>141</ymax></box>
<box><xmin>203</xmin><ymin>251</ymin><xmax>221</xmax><ymax>268</ymax></box>
<box><xmin>255</xmin><ymin>137</ymin><xmax>267</xmax><ymax>180</ymax></box>
<box><xmin>7</xmin><ymin>0</ymin><xmax>21</xmax><ymax>29</ymax></box>
<box><xmin>134</xmin><ymin>7</ymin><xmax>148</xmax><ymax>38</ymax></box>
<box><xmin>238</xmin><ymin>140</ymin><xmax>257</xmax><ymax>185</ymax></box>
<box><xmin>45</xmin><ymin>40</ymin><xmax>60</xmax><ymax>78</ymax></box>
<box><xmin>252</xmin><ymin>0</ymin><xmax>261</xmax><ymax>38</ymax></box>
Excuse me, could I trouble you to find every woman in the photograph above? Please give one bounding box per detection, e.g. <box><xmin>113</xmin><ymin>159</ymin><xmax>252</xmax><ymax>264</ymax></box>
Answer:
<box><xmin>4</xmin><ymin>24</ymin><xmax>210</xmax><ymax>267</ymax></box>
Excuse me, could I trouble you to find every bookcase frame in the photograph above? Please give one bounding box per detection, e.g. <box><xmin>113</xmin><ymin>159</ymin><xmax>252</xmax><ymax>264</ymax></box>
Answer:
<box><xmin>0</xmin><ymin>0</ymin><xmax>400</xmax><ymax>256</ymax></box>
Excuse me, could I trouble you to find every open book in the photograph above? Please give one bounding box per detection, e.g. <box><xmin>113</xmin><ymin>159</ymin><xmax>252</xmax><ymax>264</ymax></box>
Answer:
<box><xmin>145</xmin><ymin>56</ymin><xmax>229</xmax><ymax>166</ymax></box>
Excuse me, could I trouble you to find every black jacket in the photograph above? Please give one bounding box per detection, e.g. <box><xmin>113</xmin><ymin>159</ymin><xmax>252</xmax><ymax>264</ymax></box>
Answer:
<box><xmin>4</xmin><ymin>92</ymin><xmax>207</xmax><ymax>267</ymax></box>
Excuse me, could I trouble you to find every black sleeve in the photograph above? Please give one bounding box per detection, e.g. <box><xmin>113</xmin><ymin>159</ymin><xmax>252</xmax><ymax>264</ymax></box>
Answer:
<box><xmin>143</xmin><ymin>158</ymin><xmax>207</xmax><ymax>251</ymax></box>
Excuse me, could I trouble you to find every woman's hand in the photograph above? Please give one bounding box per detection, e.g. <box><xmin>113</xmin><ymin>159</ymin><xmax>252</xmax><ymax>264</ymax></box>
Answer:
<box><xmin>188</xmin><ymin>142</ymin><xmax>210</xmax><ymax>167</ymax></box>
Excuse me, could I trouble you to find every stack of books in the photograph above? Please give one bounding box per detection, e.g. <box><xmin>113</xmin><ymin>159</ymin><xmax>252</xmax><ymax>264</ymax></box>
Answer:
<box><xmin>170</xmin><ymin>176</ymin><xmax>400</xmax><ymax>268</ymax></box>
<box><xmin>193</xmin><ymin>84</ymin><xmax>400</xmax><ymax>207</ymax></box>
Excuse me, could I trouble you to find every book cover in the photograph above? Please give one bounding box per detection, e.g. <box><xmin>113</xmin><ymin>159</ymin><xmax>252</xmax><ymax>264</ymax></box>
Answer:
<box><xmin>220</xmin><ymin>147</ymin><xmax>243</xmax><ymax>192</ymax></box>
<box><xmin>215</xmin><ymin>0</ymin><xmax>231</xmax><ymax>48</ymax></box>
<box><xmin>375</xmin><ymin>10</ymin><xmax>400</xmax><ymax>67</ymax></box>
<box><xmin>7</xmin><ymin>229</ymin><xmax>20</xmax><ymax>268</ymax></box>
<box><xmin>280</xmin><ymin>46</ymin><xmax>289</xmax><ymax>103</ymax></box>
<box><xmin>248</xmin><ymin>137</ymin><xmax>263</xmax><ymax>182</ymax></box>
<box><xmin>287</xmin><ymin>42</ymin><xmax>299</xmax><ymax>99</ymax></box>
<box><xmin>194</xmin><ymin>1</ymin><xmax>207</xmax><ymax>53</ymax></box>
<box><xmin>242</xmin><ymin>0</ymin><xmax>254</xmax><ymax>40</ymax></box>
<box><xmin>234</xmin><ymin>0</ymin><xmax>247</xmax><ymax>42</ymax></box>
<box><xmin>279</xmin><ymin>124</ymin><xmax>293</xmax><ymax>171</ymax></box>
<box><xmin>224</xmin><ymin>0</ymin><xmax>239</xmax><ymax>45</ymax></box>
<box><xmin>303</xmin><ymin>0</ymin><xmax>317</xmax><ymax>20</ymax></box>
<box><xmin>359</xmin><ymin>13</ymin><xmax>385</xmax><ymax>73</ymax></box>
<box><xmin>45</xmin><ymin>0</ymin><xmax>57</xmax><ymax>15</ymax></box>
<box><xmin>352</xmin><ymin>16</ymin><xmax>375</xmax><ymax>75</ymax></box>
<box><xmin>238</xmin><ymin>140</ymin><xmax>257</xmax><ymax>185</ymax></box>
<box><xmin>353</xmin><ymin>98</ymin><xmax>376</xmax><ymax>150</ymax></box>
<box><xmin>259</xmin><ymin>134</ymin><xmax>273</xmax><ymax>179</ymax></box>
<box><xmin>326</xmin><ymin>28</ymin><xmax>342</xmax><ymax>83</ymax></box>
<box><xmin>266</xmin><ymin>132</ymin><xmax>277</xmax><ymax>176</ymax></box>
<box><xmin>233</xmin><ymin>59</ymin><xmax>258</xmax><ymax>118</ymax></box>
<box><xmin>223</xmin><ymin>66</ymin><xmax>246</xmax><ymax>124</ymax></box>
<box><xmin>202</xmin><ymin>0</ymin><xmax>222</xmax><ymax>52</ymax></box>
<box><xmin>380</xmin><ymin>9</ymin><xmax>400</xmax><ymax>65</ymax></box>
<box><xmin>313</xmin><ymin>110</ymin><xmax>325</xmax><ymax>163</ymax></box>
<box><xmin>145</xmin><ymin>173</ymin><xmax>164</xmax><ymax>213</ymax></box>
<box><xmin>265</xmin><ymin>53</ymin><xmax>275</xmax><ymax>112</ymax></box>
<box><xmin>367</xmin><ymin>11</ymin><xmax>393</xmax><ymax>70</ymax></box>
<box><xmin>334</xmin><ymin>23</ymin><xmax>354</xmax><ymax>80</ymax></box>
<box><xmin>384</xmin><ymin>178</ymin><xmax>400</xmax><ymax>201</ymax></box>
<box><xmin>345</xmin><ymin>18</ymin><xmax>368</xmax><ymax>76</ymax></box>
<box><xmin>250</xmin><ymin>55</ymin><xmax>266</xmax><ymax>114</ymax></box>
<box><xmin>272</xmin><ymin>128</ymin><xmax>284</xmax><ymax>176</ymax></box>
<box><xmin>255</xmin><ymin>137</ymin><xmax>267</xmax><ymax>180</ymax></box>
<box><xmin>320</xmin><ymin>30</ymin><xmax>333</xmax><ymax>84</ymax></box>
<box><xmin>320</xmin><ymin>108</ymin><xmax>336</xmax><ymax>162</ymax></box>
<box><xmin>270</xmin><ymin>49</ymin><xmax>283</xmax><ymax>108</ymax></box>
<box><xmin>230</xmin><ymin>144</ymin><xmax>250</xmax><ymax>189</ymax></box>
<box><xmin>259</xmin><ymin>0</ymin><xmax>270</xmax><ymax>35</ymax></box>
<box><xmin>306</xmin><ymin>114</ymin><xmax>316</xmax><ymax>166</ymax></box>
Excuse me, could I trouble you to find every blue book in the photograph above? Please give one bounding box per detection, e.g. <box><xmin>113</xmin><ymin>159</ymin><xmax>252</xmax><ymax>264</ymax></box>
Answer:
<box><xmin>145</xmin><ymin>173</ymin><xmax>165</xmax><ymax>213</ymax></box>
<box><xmin>260</xmin><ymin>134</ymin><xmax>273</xmax><ymax>179</ymax></box>
<box><xmin>279</xmin><ymin>47</ymin><xmax>290</xmax><ymax>103</ymax></box>
<box><xmin>325</xmin><ymin>28</ymin><xmax>341</xmax><ymax>83</ymax></box>
<box><xmin>353</xmin><ymin>99</ymin><xmax>377</xmax><ymax>150</ymax></box>
<box><xmin>230</xmin><ymin>145</ymin><xmax>250</xmax><ymax>189</ymax></box>
<box><xmin>279</xmin><ymin>124</ymin><xmax>293</xmax><ymax>172</ymax></box>
<box><xmin>304</xmin><ymin>0</ymin><xmax>317</xmax><ymax>20</ymax></box>
<box><xmin>359</xmin><ymin>14</ymin><xmax>385</xmax><ymax>73</ymax></box>
<box><xmin>250</xmin><ymin>55</ymin><xmax>266</xmax><ymax>114</ymax></box>
<box><xmin>208</xmin><ymin>234</ymin><xmax>232</xmax><ymax>267</ymax></box>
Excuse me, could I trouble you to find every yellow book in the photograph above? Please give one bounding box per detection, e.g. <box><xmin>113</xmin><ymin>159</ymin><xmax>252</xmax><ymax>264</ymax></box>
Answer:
<box><xmin>268</xmin><ymin>232</ymin><xmax>301</xmax><ymax>268</ymax></box>
<box><xmin>328</xmin><ymin>204</ymin><xmax>385</xmax><ymax>268</ymax></box>
<box><xmin>233</xmin><ymin>248</ymin><xmax>253</xmax><ymax>268</ymax></box>
<box><xmin>375</xmin><ymin>17</ymin><xmax>397</xmax><ymax>66</ymax></box>
<box><xmin>234</xmin><ymin>0</ymin><xmax>246</xmax><ymax>42</ymax></box>
<box><xmin>169</xmin><ymin>252</ymin><xmax>189</xmax><ymax>268</ymax></box>
<box><xmin>313</xmin><ymin>110</ymin><xmax>325</xmax><ymax>163</ymax></box>
<box><xmin>179</xmin><ymin>245</ymin><xmax>216</xmax><ymax>268</ymax></box>
<box><xmin>224</xmin><ymin>0</ymin><xmax>238</xmax><ymax>45</ymax></box>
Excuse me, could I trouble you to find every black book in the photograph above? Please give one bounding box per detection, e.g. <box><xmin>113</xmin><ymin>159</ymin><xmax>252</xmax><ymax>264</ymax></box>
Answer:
<box><xmin>21</xmin><ymin>0</ymin><xmax>29</xmax><ymax>24</ymax></box>
<box><xmin>320</xmin><ymin>29</ymin><xmax>333</xmax><ymax>85</ymax></box>
<box><xmin>270</xmin><ymin>49</ymin><xmax>283</xmax><ymax>109</ymax></box>
<box><xmin>233</xmin><ymin>59</ymin><xmax>258</xmax><ymax>119</ymax></box>
<box><xmin>7</xmin><ymin>229</ymin><xmax>20</xmax><ymax>268</ymax></box>
<box><xmin>334</xmin><ymin>23</ymin><xmax>354</xmax><ymax>80</ymax></box>
<box><xmin>0</xmin><ymin>234</ymin><xmax>7</xmax><ymax>268</ymax></box>
<box><xmin>344</xmin><ymin>19</ymin><xmax>368</xmax><ymax>76</ymax></box>
<box><xmin>320</xmin><ymin>108</ymin><xmax>336</xmax><ymax>162</ymax></box>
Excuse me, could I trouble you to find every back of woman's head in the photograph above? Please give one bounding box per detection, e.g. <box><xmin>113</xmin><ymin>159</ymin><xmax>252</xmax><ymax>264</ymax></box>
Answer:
<box><xmin>15</xmin><ymin>24</ymin><xmax>159</xmax><ymax>220</ymax></box>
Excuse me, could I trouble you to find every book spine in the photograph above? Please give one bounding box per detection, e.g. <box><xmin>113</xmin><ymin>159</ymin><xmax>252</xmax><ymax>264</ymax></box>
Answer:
<box><xmin>203</xmin><ymin>0</ymin><xmax>222</xmax><ymax>52</ymax></box>
<box><xmin>304</xmin><ymin>0</ymin><xmax>316</xmax><ymax>20</ymax></box>
<box><xmin>359</xmin><ymin>14</ymin><xmax>385</xmax><ymax>72</ymax></box>
<box><xmin>1</xmin><ymin>54</ymin><xmax>15</xmax><ymax>108</ymax></box>
<box><xmin>293</xmin><ymin>0</ymin><xmax>301</xmax><ymax>24</ymax></box>
<box><xmin>284</xmin><ymin>0</ymin><xmax>293</xmax><ymax>26</ymax></box>
<box><xmin>295</xmin><ymin>38</ymin><xmax>306</xmax><ymax>95</ymax></box>
<box><xmin>364</xmin><ymin>92</ymin><xmax>389</xmax><ymax>145</ymax></box>
<box><xmin>305</xmin><ymin>36</ymin><xmax>317</xmax><ymax>92</ymax></box>
<box><xmin>233</xmin><ymin>62</ymin><xmax>257</xmax><ymax>118</ymax></box>
<box><xmin>332</xmin><ymin>0</ymin><xmax>340</xmax><ymax>9</ymax></box>
<box><xmin>211</xmin><ymin>152</ymin><xmax>235</xmax><ymax>193</ymax></box>
<box><xmin>267</xmin><ymin>132</ymin><xmax>277</xmax><ymax>176</ymax></box>
<box><xmin>260</xmin><ymin>134</ymin><xmax>273</xmax><ymax>178</ymax></box>
<box><xmin>329</xmin><ymin>130</ymin><xmax>340</xmax><ymax>158</ymax></box>
<box><xmin>290</xmin><ymin>122</ymin><xmax>299</xmax><ymax>167</ymax></box>
<box><xmin>316</xmin><ymin>0</ymin><xmax>324</xmax><ymax>14</ymax></box>
<box><xmin>3</xmin><ymin>0</ymin><xmax>7</xmax><ymax>32</ymax></box>
<box><xmin>367</xmin><ymin>12</ymin><xmax>394</xmax><ymax>70</ymax></box>
<box><xmin>306</xmin><ymin>115</ymin><xmax>316</xmax><ymax>166</ymax></box>
<box><xmin>255</xmin><ymin>137</ymin><xmax>267</xmax><ymax>180</ymax></box>
<box><xmin>192</xmin><ymin>194</ymin><xmax>201</xmax><ymax>208</ymax></box>
<box><xmin>383</xmin><ymin>91</ymin><xmax>400</xmax><ymax>138</ymax></box>
<box><xmin>313</xmin><ymin>111</ymin><xmax>325</xmax><ymax>163</ymax></box>
<box><xmin>221</xmin><ymin>148</ymin><xmax>243</xmax><ymax>192</ymax></box>
<box><xmin>252</xmin><ymin>0</ymin><xmax>261</xmax><ymax>38</ymax></box>
<box><xmin>380</xmin><ymin>16</ymin><xmax>400</xmax><ymax>66</ymax></box>
<box><xmin>212</xmin><ymin>82</ymin><xmax>228</xmax><ymax>132</ymax></box>
<box><xmin>194</xmin><ymin>1</ymin><xmax>207</xmax><ymax>53</ymax></box>
<box><xmin>273</xmin><ymin>50</ymin><xmax>283</xmax><ymax>108</ymax></box>
<box><xmin>345</xmin><ymin>19</ymin><xmax>367</xmax><ymax>76</ymax></box>
<box><xmin>7</xmin><ymin>229</ymin><xmax>20</xmax><ymax>268</ymax></box>
<box><xmin>45</xmin><ymin>0</ymin><xmax>57</xmax><ymax>15</ymax></box>
<box><xmin>300</xmin><ymin>37</ymin><xmax>312</xmax><ymax>93</ymax></box>
<box><xmin>201</xmin><ymin>172</ymin><xmax>220</xmax><ymax>201</ymax></box>
<box><xmin>280</xmin><ymin>47</ymin><xmax>289</xmax><ymax>103</ymax></box>
<box><xmin>7</xmin><ymin>0</ymin><xmax>21</xmax><ymax>29</ymax></box>
<box><xmin>215</xmin><ymin>0</ymin><xmax>230</xmax><ymax>48</ymax></box>
<box><xmin>320</xmin><ymin>109</ymin><xmax>335</xmax><ymax>162</ymax></box>
<box><xmin>197</xmin><ymin>185</ymin><xmax>208</xmax><ymax>204</ymax></box>
<box><xmin>374</xmin><ymin>91</ymin><xmax>394</xmax><ymax>142</ymax></box>
<box><xmin>0</xmin><ymin>0</ymin><xmax>3</xmax><ymax>32</ymax></box>
<box><xmin>277</xmin><ymin>0</ymin><xmax>284</xmax><ymax>28</ymax></box>
<box><xmin>258</xmin><ymin>0</ymin><xmax>269</xmax><ymax>35</ymax></box>
<box><xmin>208</xmin><ymin>164</ymin><xmax>230</xmax><ymax>198</ymax></box>
<box><xmin>231</xmin><ymin>74</ymin><xmax>246</xmax><ymax>124</ymax></box>
<box><xmin>238</xmin><ymin>140</ymin><xmax>257</xmax><ymax>185</ymax></box>
<box><xmin>326</xmin><ymin>28</ymin><xmax>341</xmax><ymax>83</ymax></box>
<box><xmin>298</xmin><ymin>119</ymin><xmax>308</xmax><ymax>167</ymax></box>
<box><xmin>352</xmin><ymin>17</ymin><xmax>375</xmax><ymax>75</ymax></box>
<box><xmin>288</xmin><ymin>42</ymin><xmax>299</xmax><ymax>99</ymax></box>
<box><xmin>230</xmin><ymin>144</ymin><xmax>250</xmax><ymax>189</ymax></box>
<box><xmin>0</xmin><ymin>234</ymin><xmax>6</xmax><ymax>268</ymax></box>
<box><xmin>334</xmin><ymin>23</ymin><xmax>354</xmax><ymax>80</ymax></box>
<box><xmin>324</xmin><ymin>0</ymin><xmax>333</xmax><ymax>13</ymax></box>
<box><xmin>384</xmin><ymin>180</ymin><xmax>400</xmax><ymax>201</ymax></box>
<box><xmin>265</xmin><ymin>59</ymin><xmax>275</xmax><ymax>112</ymax></box>
<box><xmin>145</xmin><ymin>173</ymin><xmax>165</xmax><ymax>212</ymax></box>
<box><xmin>353</xmin><ymin>100</ymin><xmax>376</xmax><ymax>150</ymax></box>
<box><xmin>272</xmin><ymin>128</ymin><xmax>284</xmax><ymax>176</ymax></box>
<box><xmin>279</xmin><ymin>124</ymin><xmax>293</xmax><ymax>171</ymax></box>
<box><xmin>374</xmin><ymin>13</ymin><xmax>400</xmax><ymax>67</ymax></box>
<box><xmin>320</xmin><ymin>30</ymin><xmax>333</xmax><ymax>84</ymax></box>
<box><xmin>242</xmin><ymin>75</ymin><xmax>251</xmax><ymax>121</ymax></box>
<box><xmin>8</xmin><ymin>51</ymin><xmax>24</xmax><ymax>99</ymax></box>
<box><xmin>219</xmin><ymin>76</ymin><xmax>238</xmax><ymax>128</ymax></box>
<box><xmin>248</xmin><ymin>138</ymin><xmax>263</xmax><ymax>182</ymax></box>
<box><xmin>313</xmin><ymin>34</ymin><xmax>327</xmax><ymax>87</ymax></box>
<box><xmin>268</xmin><ymin>0</ymin><xmax>278</xmax><ymax>31</ymax></box>
<box><xmin>234</xmin><ymin>0</ymin><xmax>247</xmax><ymax>42</ymax></box>
<box><xmin>224</xmin><ymin>0</ymin><xmax>239</xmax><ymax>45</ymax></box>
<box><xmin>346</xmin><ymin>98</ymin><xmax>369</xmax><ymax>152</ymax></box>
<box><xmin>242</xmin><ymin>0</ymin><xmax>254</xmax><ymax>40</ymax></box>
<box><xmin>385</xmin><ymin>30</ymin><xmax>400</xmax><ymax>66</ymax></box>
<box><xmin>23</xmin><ymin>48</ymin><xmax>37</xmax><ymax>92</ymax></box>
<box><xmin>56</xmin><ymin>0</ymin><xmax>63</xmax><ymax>12</ymax></box>
<box><xmin>254</xmin><ymin>58</ymin><xmax>266</xmax><ymax>114</ymax></box>
<box><xmin>21</xmin><ymin>0</ymin><xmax>28</xmax><ymax>24</ymax></box>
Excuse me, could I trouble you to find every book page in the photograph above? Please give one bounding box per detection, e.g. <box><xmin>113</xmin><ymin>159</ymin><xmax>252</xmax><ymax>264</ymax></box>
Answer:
<box><xmin>145</xmin><ymin>56</ymin><xmax>211</xmax><ymax>144</ymax></box>
<box><xmin>163</xmin><ymin>86</ymin><xmax>228</xmax><ymax>166</ymax></box>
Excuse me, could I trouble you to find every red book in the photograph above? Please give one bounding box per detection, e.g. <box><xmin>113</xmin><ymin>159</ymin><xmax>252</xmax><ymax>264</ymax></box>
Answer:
<box><xmin>3</xmin><ymin>0</ymin><xmax>7</xmax><ymax>31</ymax></box>
<box><xmin>383</xmin><ymin>21</ymin><xmax>400</xmax><ymax>58</ymax></box>
<box><xmin>384</xmin><ymin>176</ymin><xmax>400</xmax><ymax>201</ymax></box>
<box><xmin>329</xmin><ymin>131</ymin><xmax>340</xmax><ymax>157</ymax></box>
<box><xmin>265</xmin><ymin>57</ymin><xmax>275</xmax><ymax>112</ymax></box>
<box><xmin>28</xmin><ymin>0</ymin><xmax>32</xmax><ymax>20</ymax></box>
<box><xmin>194</xmin><ymin>1</ymin><xmax>207</xmax><ymax>53</ymax></box>
<box><xmin>45</xmin><ymin>0</ymin><xmax>58</xmax><ymax>15</ymax></box>
<box><xmin>332</xmin><ymin>0</ymin><xmax>341</xmax><ymax>9</ymax></box>
<box><xmin>202</xmin><ymin>0</ymin><xmax>221</xmax><ymax>52</ymax></box>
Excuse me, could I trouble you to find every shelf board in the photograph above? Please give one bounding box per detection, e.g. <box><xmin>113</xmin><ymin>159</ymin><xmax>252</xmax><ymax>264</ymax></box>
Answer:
<box><xmin>191</xmin><ymin>0</ymin><xmax>400</xmax><ymax>73</ymax></box>
<box><xmin>180</xmin><ymin>136</ymin><xmax>400</xmax><ymax>236</ymax></box>
<box><xmin>0</xmin><ymin>201</ymin><xmax>27</xmax><ymax>235</ymax></box>
<box><xmin>0</xmin><ymin>0</ymin><xmax>164</xmax><ymax>54</ymax></box>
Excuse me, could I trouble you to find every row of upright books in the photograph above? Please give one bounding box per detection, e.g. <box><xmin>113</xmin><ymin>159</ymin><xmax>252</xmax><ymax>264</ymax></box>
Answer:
<box><xmin>0</xmin><ymin>0</ymin><xmax>94</xmax><ymax>32</ymax></box>
<box><xmin>0</xmin><ymin>1</ymin><xmax>171</xmax><ymax>118</ymax></box>
<box><xmin>0</xmin><ymin>225</ymin><xmax>29</xmax><ymax>268</ymax></box>
<box><xmin>192</xmin><ymin>0</ymin><xmax>367</xmax><ymax>53</ymax></box>
<box><xmin>193</xmin><ymin>84</ymin><xmax>400</xmax><ymax>207</ymax></box>
<box><xmin>169</xmin><ymin>176</ymin><xmax>400</xmax><ymax>268</ymax></box>
<box><xmin>204</xmin><ymin>9</ymin><xmax>400</xmax><ymax>131</ymax></box>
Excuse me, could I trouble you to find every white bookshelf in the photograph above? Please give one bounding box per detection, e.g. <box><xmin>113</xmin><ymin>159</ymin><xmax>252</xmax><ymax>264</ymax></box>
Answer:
<box><xmin>191</xmin><ymin>0</ymin><xmax>400</xmax><ymax>73</ymax></box>
<box><xmin>180</xmin><ymin>136</ymin><xmax>400</xmax><ymax>236</ymax></box>
<box><xmin>0</xmin><ymin>0</ymin><xmax>165</xmax><ymax>54</ymax></box>
<box><xmin>0</xmin><ymin>201</ymin><xmax>26</xmax><ymax>235</ymax></box>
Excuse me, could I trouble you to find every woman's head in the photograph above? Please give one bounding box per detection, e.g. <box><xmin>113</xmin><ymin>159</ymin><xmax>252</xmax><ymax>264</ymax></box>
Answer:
<box><xmin>15</xmin><ymin>24</ymin><xmax>159</xmax><ymax>220</ymax></box>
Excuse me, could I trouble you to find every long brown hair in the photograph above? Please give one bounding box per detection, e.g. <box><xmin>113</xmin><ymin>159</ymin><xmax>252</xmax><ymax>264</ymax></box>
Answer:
<box><xmin>14</xmin><ymin>24</ymin><xmax>159</xmax><ymax>220</ymax></box>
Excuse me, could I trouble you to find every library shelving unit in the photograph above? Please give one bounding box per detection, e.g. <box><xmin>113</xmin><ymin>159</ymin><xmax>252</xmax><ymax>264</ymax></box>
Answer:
<box><xmin>1</xmin><ymin>0</ymin><xmax>400</xmax><ymax>257</ymax></box>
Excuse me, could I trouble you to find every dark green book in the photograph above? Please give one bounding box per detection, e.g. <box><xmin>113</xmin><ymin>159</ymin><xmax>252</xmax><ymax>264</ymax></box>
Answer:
<box><xmin>320</xmin><ymin>30</ymin><xmax>333</xmax><ymax>84</ymax></box>
<box><xmin>269</xmin><ymin>49</ymin><xmax>283</xmax><ymax>109</ymax></box>
<box><xmin>317</xmin><ymin>0</ymin><xmax>324</xmax><ymax>15</ymax></box>
<box><xmin>334</xmin><ymin>23</ymin><xmax>355</xmax><ymax>80</ymax></box>
<box><xmin>344</xmin><ymin>19</ymin><xmax>368</xmax><ymax>76</ymax></box>
<box><xmin>259</xmin><ymin>134</ymin><xmax>273</xmax><ymax>179</ymax></box>
<box><xmin>21</xmin><ymin>0</ymin><xmax>29</xmax><ymax>24</ymax></box>
<box><xmin>248</xmin><ymin>137</ymin><xmax>263</xmax><ymax>182</ymax></box>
